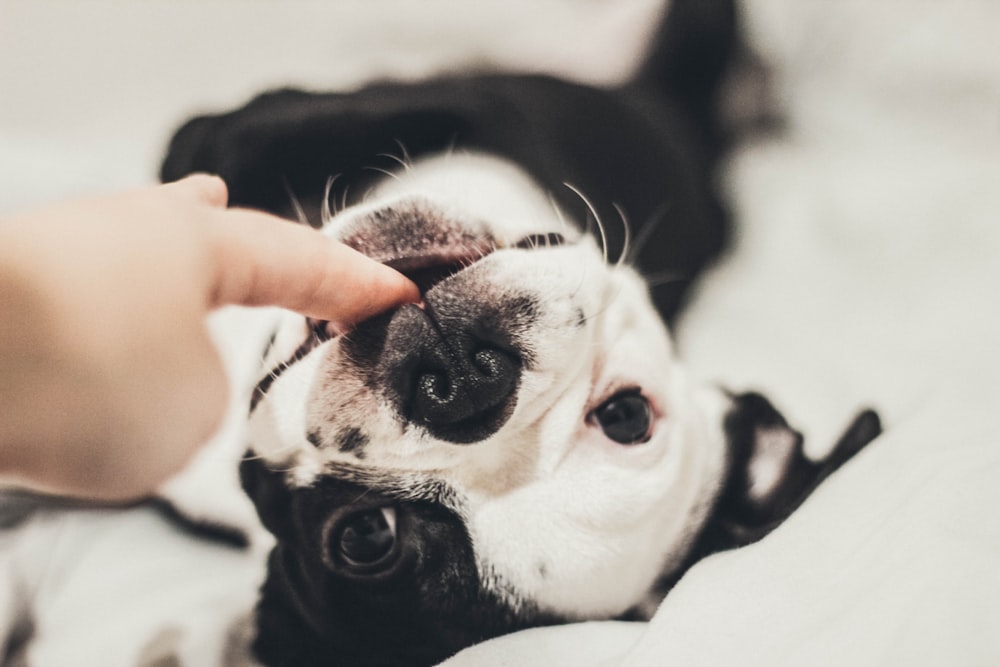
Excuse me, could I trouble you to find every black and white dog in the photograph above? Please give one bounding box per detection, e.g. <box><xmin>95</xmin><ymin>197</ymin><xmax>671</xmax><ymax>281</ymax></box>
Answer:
<box><xmin>161</xmin><ymin>2</ymin><xmax>879</xmax><ymax>665</ymax></box>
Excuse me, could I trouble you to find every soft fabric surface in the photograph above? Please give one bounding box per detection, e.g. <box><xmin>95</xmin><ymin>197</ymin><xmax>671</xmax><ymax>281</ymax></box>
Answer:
<box><xmin>2</xmin><ymin>1</ymin><xmax>999</xmax><ymax>665</ymax></box>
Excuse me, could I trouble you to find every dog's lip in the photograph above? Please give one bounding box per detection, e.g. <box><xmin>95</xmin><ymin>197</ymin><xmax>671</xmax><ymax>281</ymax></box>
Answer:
<box><xmin>380</xmin><ymin>244</ymin><xmax>494</xmax><ymax>274</ymax></box>
<box><xmin>380</xmin><ymin>243</ymin><xmax>496</xmax><ymax>296</ymax></box>
<box><xmin>377</xmin><ymin>232</ymin><xmax>567</xmax><ymax>295</ymax></box>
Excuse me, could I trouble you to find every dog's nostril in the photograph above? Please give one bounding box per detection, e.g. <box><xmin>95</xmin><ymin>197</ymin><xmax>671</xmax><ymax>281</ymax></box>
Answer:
<box><xmin>417</xmin><ymin>371</ymin><xmax>451</xmax><ymax>401</ymax></box>
<box><xmin>472</xmin><ymin>348</ymin><xmax>505</xmax><ymax>377</ymax></box>
<box><xmin>404</xmin><ymin>343</ymin><xmax>520</xmax><ymax>444</ymax></box>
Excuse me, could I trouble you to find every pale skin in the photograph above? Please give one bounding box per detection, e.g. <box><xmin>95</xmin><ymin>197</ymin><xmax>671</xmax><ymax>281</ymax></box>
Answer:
<box><xmin>0</xmin><ymin>174</ymin><xmax>420</xmax><ymax>502</ymax></box>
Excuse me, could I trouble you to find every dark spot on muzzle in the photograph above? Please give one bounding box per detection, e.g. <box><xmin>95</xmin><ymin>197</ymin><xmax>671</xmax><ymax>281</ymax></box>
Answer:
<box><xmin>378</xmin><ymin>303</ymin><xmax>522</xmax><ymax>444</ymax></box>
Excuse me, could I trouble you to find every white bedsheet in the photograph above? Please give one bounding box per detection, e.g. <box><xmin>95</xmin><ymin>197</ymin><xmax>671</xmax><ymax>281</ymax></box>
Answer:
<box><xmin>3</xmin><ymin>2</ymin><xmax>999</xmax><ymax>665</ymax></box>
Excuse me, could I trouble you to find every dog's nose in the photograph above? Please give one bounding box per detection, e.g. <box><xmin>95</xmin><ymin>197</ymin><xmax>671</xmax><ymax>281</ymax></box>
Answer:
<box><xmin>380</xmin><ymin>304</ymin><xmax>521</xmax><ymax>444</ymax></box>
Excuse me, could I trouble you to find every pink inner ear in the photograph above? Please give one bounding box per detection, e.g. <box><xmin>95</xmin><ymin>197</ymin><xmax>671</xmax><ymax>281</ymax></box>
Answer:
<box><xmin>745</xmin><ymin>426</ymin><xmax>799</xmax><ymax>505</ymax></box>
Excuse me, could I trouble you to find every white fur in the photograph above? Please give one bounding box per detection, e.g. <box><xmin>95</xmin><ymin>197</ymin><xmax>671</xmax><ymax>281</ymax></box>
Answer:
<box><xmin>248</xmin><ymin>153</ymin><xmax>729</xmax><ymax>618</ymax></box>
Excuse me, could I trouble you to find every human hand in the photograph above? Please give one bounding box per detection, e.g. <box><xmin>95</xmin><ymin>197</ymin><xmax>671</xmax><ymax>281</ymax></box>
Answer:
<box><xmin>0</xmin><ymin>175</ymin><xmax>419</xmax><ymax>501</ymax></box>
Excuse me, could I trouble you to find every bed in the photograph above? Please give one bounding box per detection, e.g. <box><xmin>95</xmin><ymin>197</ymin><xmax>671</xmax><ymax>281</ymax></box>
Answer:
<box><xmin>2</xmin><ymin>1</ymin><xmax>998</xmax><ymax>665</ymax></box>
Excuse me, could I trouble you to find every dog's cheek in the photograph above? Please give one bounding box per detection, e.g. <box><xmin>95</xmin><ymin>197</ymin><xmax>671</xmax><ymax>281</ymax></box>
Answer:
<box><xmin>307</xmin><ymin>373</ymin><xmax>403</xmax><ymax>459</ymax></box>
<box><xmin>239</xmin><ymin>455</ymin><xmax>295</xmax><ymax>541</ymax></box>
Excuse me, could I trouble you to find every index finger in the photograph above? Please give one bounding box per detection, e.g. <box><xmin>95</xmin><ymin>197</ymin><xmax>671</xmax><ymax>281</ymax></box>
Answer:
<box><xmin>208</xmin><ymin>208</ymin><xmax>420</xmax><ymax>325</ymax></box>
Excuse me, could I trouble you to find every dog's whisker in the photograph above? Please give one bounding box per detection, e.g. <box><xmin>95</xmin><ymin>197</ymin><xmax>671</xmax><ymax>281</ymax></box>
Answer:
<box><xmin>595</xmin><ymin>213</ymin><xmax>610</xmax><ymax>266</ymax></box>
<box><xmin>377</xmin><ymin>151</ymin><xmax>411</xmax><ymax>172</ymax></box>
<box><xmin>641</xmin><ymin>270</ymin><xmax>686</xmax><ymax>289</ymax></box>
<box><xmin>626</xmin><ymin>201</ymin><xmax>673</xmax><ymax>266</ymax></box>
<box><xmin>364</xmin><ymin>165</ymin><xmax>402</xmax><ymax>182</ymax></box>
<box><xmin>613</xmin><ymin>203</ymin><xmax>631</xmax><ymax>269</ymax></box>
<box><xmin>282</xmin><ymin>178</ymin><xmax>312</xmax><ymax>227</ymax></box>
<box><xmin>349</xmin><ymin>488</ymin><xmax>374</xmax><ymax>505</ymax></box>
<box><xmin>321</xmin><ymin>174</ymin><xmax>341</xmax><ymax>226</ymax></box>
<box><xmin>564</xmin><ymin>183</ymin><xmax>608</xmax><ymax>266</ymax></box>
<box><xmin>378</xmin><ymin>137</ymin><xmax>413</xmax><ymax>171</ymax></box>
<box><xmin>398</xmin><ymin>141</ymin><xmax>412</xmax><ymax>167</ymax></box>
<box><xmin>339</xmin><ymin>183</ymin><xmax>352</xmax><ymax>213</ymax></box>
<box><xmin>444</xmin><ymin>132</ymin><xmax>461</xmax><ymax>157</ymax></box>
<box><xmin>564</xmin><ymin>184</ymin><xmax>594</xmax><ymax>244</ymax></box>
<box><xmin>473</xmin><ymin>243</ymin><xmax>495</xmax><ymax>262</ymax></box>
<box><xmin>576</xmin><ymin>279</ymin><xmax>627</xmax><ymax>327</ymax></box>
<box><xmin>548</xmin><ymin>194</ymin><xmax>571</xmax><ymax>238</ymax></box>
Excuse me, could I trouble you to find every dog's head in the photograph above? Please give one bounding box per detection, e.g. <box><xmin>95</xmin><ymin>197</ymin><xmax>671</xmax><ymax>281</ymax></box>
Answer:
<box><xmin>237</xmin><ymin>153</ymin><xmax>880</xmax><ymax>666</ymax></box>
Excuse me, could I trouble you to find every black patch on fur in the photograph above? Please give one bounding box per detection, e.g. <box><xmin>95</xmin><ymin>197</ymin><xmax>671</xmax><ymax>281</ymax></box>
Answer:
<box><xmin>147</xmin><ymin>498</ymin><xmax>250</xmax><ymax>550</ymax></box>
<box><xmin>621</xmin><ymin>394</ymin><xmax>882</xmax><ymax>618</ymax></box>
<box><xmin>250</xmin><ymin>333</ymin><xmax>323</xmax><ymax>413</ymax></box>
<box><xmin>305</xmin><ymin>430</ymin><xmax>322</xmax><ymax>448</ymax></box>
<box><xmin>711</xmin><ymin>394</ymin><xmax>881</xmax><ymax>538</ymax></box>
<box><xmin>0</xmin><ymin>610</ymin><xmax>33</xmax><ymax>665</ymax></box>
<box><xmin>336</xmin><ymin>428</ymin><xmax>369</xmax><ymax>458</ymax></box>
<box><xmin>239</xmin><ymin>457</ymin><xmax>563</xmax><ymax>667</ymax></box>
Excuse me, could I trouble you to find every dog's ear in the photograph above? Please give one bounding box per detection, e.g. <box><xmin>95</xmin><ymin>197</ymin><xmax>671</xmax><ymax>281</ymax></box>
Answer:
<box><xmin>160</xmin><ymin>87</ymin><xmax>473</xmax><ymax>218</ymax></box>
<box><xmin>621</xmin><ymin>393</ymin><xmax>880</xmax><ymax>620</ymax></box>
<box><xmin>703</xmin><ymin>392</ymin><xmax>881</xmax><ymax>551</ymax></box>
<box><xmin>238</xmin><ymin>454</ymin><xmax>295</xmax><ymax>541</ymax></box>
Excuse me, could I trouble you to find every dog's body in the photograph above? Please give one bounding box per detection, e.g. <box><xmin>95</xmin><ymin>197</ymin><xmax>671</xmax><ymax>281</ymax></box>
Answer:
<box><xmin>159</xmin><ymin>2</ymin><xmax>880</xmax><ymax>665</ymax></box>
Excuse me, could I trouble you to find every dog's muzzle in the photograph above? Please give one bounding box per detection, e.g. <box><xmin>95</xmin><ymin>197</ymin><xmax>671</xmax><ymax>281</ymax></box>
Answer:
<box><xmin>377</xmin><ymin>301</ymin><xmax>522</xmax><ymax>444</ymax></box>
<box><xmin>327</xmin><ymin>197</ymin><xmax>548</xmax><ymax>444</ymax></box>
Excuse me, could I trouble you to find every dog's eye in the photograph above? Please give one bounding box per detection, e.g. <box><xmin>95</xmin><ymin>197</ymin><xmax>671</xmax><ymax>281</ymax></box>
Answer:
<box><xmin>334</xmin><ymin>507</ymin><xmax>397</xmax><ymax>567</ymax></box>
<box><xmin>590</xmin><ymin>391</ymin><xmax>652</xmax><ymax>444</ymax></box>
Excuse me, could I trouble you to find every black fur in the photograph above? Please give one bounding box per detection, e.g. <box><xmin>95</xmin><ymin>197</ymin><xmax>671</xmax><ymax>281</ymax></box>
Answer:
<box><xmin>681</xmin><ymin>395</ymin><xmax>879</xmax><ymax>589</ymax></box>
<box><xmin>160</xmin><ymin>1</ymin><xmax>740</xmax><ymax>327</ymax></box>
<box><xmin>239</xmin><ymin>457</ymin><xmax>563</xmax><ymax>667</ymax></box>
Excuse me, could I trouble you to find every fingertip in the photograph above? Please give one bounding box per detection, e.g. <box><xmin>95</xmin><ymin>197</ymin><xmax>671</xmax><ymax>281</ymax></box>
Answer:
<box><xmin>383</xmin><ymin>266</ymin><xmax>422</xmax><ymax>306</ymax></box>
<box><xmin>358</xmin><ymin>254</ymin><xmax>422</xmax><ymax>313</ymax></box>
<box><xmin>326</xmin><ymin>265</ymin><xmax>420</xmax><ymax>332</ymax></box>
<box><xmin>207</xmin><ymin>215</ymin><xmax>421</xmax><ymax>325</ymax></box>
<box><xmin>164</xmin><ymin>173</ymin><xmax>229</xmax><ymax>208</ymax></box>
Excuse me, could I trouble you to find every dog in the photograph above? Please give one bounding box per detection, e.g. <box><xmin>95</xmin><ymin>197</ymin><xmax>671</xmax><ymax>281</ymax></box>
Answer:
<box><xmin>160</xmin><ymin>2</ymin><xmax>880</xmax><ymax>665</ymax></box>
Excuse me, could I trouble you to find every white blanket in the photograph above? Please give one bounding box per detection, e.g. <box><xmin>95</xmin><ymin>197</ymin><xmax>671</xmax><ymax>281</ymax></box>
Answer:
<box><xmin>2</xmin><ymin>1</ymin><xmax>999</xmax><ymax>665</ymax></box>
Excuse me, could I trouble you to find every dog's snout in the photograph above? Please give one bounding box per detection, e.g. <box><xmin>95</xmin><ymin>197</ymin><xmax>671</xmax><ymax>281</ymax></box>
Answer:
<box><xmin>382</xmin><ymin>305</ymin><xmax>521</xmax><ymax>444</ymax></box>
<box><xmin>408</xmin><ymin>344</ymin><xmax>520</xmax><ymax>440</ymax></box>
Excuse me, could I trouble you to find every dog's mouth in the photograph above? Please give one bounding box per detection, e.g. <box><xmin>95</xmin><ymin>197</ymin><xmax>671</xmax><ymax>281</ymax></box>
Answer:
<box><xmin>384</xmin><ymin>249</ymin><xmax>493</xmax><ymax>296</ymax></box>
<box><xmin>384</xmin><ymin>232</ymin><xmax>566</xmax><ymax>294</ymax></box>
<box><xmin>309</xmin><ymin>231</ymin><xmax>567</xmax><ymax>340</ymax></box>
